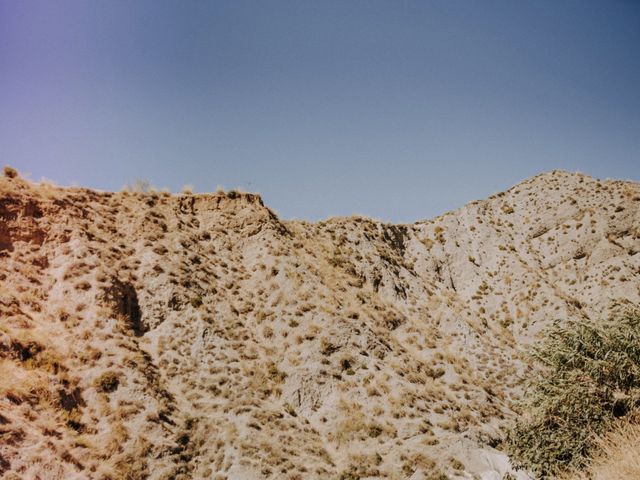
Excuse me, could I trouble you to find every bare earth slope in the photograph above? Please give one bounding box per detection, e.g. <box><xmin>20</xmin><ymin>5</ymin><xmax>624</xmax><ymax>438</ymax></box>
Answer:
<box><xmin>1</xmin><ymin>170</ymin><xmax>639</xmax><ymax>480</ymax></box>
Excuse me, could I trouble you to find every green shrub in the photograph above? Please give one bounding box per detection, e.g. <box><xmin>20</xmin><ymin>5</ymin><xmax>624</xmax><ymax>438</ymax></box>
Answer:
<box><xmin>506</xmin><ymin>306</ymin><xmax>640</xmax><ymax>477</ymax></box>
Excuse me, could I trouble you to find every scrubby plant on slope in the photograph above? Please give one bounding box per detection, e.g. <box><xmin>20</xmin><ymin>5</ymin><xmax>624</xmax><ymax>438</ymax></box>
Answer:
<box><xmin>507</xmin><ymin>305</ymin><xmax>640</xmax><ymax>478</ymax></box>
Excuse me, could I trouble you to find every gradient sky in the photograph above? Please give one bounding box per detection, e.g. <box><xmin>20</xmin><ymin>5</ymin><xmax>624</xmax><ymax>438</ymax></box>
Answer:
<box><xmin>1</xmin><ymin>0</ymin><xmax>639</xmax><ymax>222</ymax></box>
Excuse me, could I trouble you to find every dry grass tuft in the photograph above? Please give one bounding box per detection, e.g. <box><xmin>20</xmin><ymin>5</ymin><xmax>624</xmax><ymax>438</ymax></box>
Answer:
<box><xmin>563</xmin><ymin>421</ymin><xmax>640</xmax><ymax>480</ymax></box>
<box><xmin>94</xmin><ymin>371</ymin><xmax>120</xmax><ymax>393</ymax></box>
<box><xmin>3</xmin><ymin>165</ymin><xmax>18</xmax><ymax>178</ymax></box>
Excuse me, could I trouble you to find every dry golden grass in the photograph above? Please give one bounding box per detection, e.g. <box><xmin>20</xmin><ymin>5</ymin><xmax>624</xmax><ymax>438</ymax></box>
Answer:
<box><xmin>562</xmin><ymin>421</ymin><xmax>640</xmax><ymax>480</ymax></box>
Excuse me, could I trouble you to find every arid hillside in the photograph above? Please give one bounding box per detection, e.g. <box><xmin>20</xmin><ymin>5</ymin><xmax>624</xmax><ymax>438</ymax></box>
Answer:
<box><xmin>1</xmin><ymin>169</ymin><xmax>639</xmax><ymax>480</ymax></box>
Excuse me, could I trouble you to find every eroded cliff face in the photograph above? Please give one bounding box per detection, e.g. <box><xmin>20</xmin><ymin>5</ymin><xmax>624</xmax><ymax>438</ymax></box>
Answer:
<box><xmin>0</xmin><ymin>170</ymin><xmax>638</xmax><ymax>480</ymax></box>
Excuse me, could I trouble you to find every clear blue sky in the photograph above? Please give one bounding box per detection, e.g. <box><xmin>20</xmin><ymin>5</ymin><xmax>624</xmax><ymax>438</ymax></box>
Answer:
<box><xmin>1</xmin><ymin>1</ymin><xmax>638</xmax><ymax>222</ymax></box>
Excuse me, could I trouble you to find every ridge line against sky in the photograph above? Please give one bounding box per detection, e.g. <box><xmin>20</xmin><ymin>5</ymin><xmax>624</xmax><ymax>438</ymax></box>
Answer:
<box><xmin>1</xmin><ymin>0</ymin><xmax>639</xmax><ymax>222</ymax></box>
